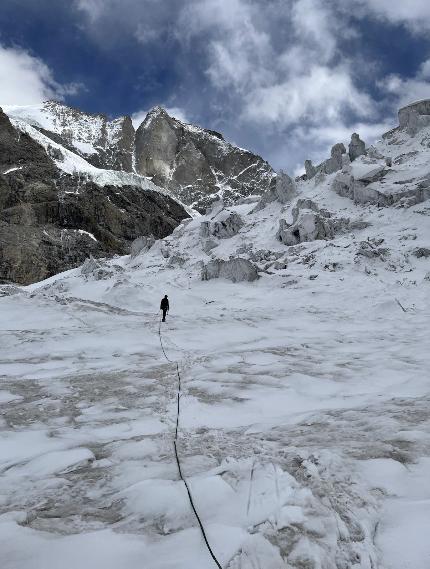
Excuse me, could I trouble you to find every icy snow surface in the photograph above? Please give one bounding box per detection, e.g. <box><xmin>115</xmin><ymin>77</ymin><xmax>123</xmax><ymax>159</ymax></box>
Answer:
<box><xmin>1</xmin><ymin>125</ymin><xmax>430</xmax><ymax>569</ymax></box>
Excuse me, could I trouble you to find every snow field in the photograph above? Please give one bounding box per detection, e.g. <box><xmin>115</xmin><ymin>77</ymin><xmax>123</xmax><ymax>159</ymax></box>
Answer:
<box><xmin>1</xmin><ymin>120</ymin><xmax>430</xmax><ymax>567</ymax></box>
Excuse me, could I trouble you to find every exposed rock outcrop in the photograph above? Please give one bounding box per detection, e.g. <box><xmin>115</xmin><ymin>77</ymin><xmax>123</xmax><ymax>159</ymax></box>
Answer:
<box><xmin>349</xmin><ymin>133</ymin><xmax>366</xmax><ymax>162</ymax></box>
<box><xmin>5</xmin><ymin>103</ymin><xmax>276</xmax><ymax>213</ymax></box>
<box><xmin>134</xmin><ymin>107</ymin><xmax>275</xmax><ymax>211</ymax></box>
<box><xmin>0</xmin><ymin>109</ymin><xmax>189</xmax><ymax>284</ymax></box>
<box><xmin>201</xmin><ymin>257</ymin><xmax>259</xmax><ymax>283</ymax></box>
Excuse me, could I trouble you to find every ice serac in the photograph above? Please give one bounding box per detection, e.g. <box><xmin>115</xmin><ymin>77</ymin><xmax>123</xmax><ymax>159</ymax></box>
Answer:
<box><xmin>0</xmin><ymin>108</ymin><xmax>189</xmax><ymax>285</ymax></box>
<box><xmin>304</xmin><ymin>142</ymin><xmax>347</xmax><ymax>180</ymax></box>
<box><xmin>398</xmin><ymin>99</ymin><xmax>430</xmax><ymax>136</ymax></box>
<box><xmin>201</xmin><ymin>257</ymin><xmax>259</xmax><ymax>282</ymax></box>
<box><xmin>4</xmin><ymin>101</ymin><xmax>135</xmax><ymax>172</ymax></box>
<box><xmin>276</xmin><ymin>199</ymin><xmax>352</xmax><ymax>246</ymax></box>
<box><xmin>134</xmin><ymin>106</ymin><xmax>275</xmax><ymax>211</ymax></box>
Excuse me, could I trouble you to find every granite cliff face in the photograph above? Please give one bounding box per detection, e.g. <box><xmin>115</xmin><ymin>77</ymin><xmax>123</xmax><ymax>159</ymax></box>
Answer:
<box><xmin>134</xmin><ymin>107</ymin><xmax>275</xmax><ymax>211</ymax></box>
<box><xmin>0</xmin><ymin>109</ymin><xmax>188</xmax><ymax>285</ymax></box>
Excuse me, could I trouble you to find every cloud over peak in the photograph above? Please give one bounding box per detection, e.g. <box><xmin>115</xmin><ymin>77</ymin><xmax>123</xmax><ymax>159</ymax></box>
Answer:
<box><xmin>0</xmin><ymin>44</ymin><xmax>80</xmax><ymax>106</ymax></box>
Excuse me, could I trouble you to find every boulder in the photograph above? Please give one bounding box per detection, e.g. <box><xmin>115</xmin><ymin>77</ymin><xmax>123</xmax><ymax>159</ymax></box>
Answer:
<box><xmin>348</xmin><ymin>133</ymin><xmax>366</xmax><ymax>162</ymax></box>
<box><xmin>201</xmin><ymin>257</ymin><xmax>259</xmax><ymax>282</ymax></box>
<box><xmin>356</xmin><ymin>240</ymin><xmax>389</xmax><ymax>260</ymax></box>
<box><xmin>412</xmin><ymin>247</ymin><xmax>430</xmax><ymax>259</ymax></box>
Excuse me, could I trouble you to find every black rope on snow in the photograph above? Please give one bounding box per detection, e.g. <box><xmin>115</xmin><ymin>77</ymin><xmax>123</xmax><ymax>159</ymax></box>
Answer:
<box><xmin>157</xmin><ymin>316</ymin><xmax>223</xmax><ymax>569</ymax></box>
<box><xmin>173</xmin><ymin>440</ymin><xmax>223</xmax><ymax>569</ymax></box>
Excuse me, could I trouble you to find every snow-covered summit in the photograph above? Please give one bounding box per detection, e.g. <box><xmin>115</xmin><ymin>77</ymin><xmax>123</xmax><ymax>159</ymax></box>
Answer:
<box><xmin>3</xmin><ymin>100</ymin><xmax>135</xmax><ymax>172</ymax></box>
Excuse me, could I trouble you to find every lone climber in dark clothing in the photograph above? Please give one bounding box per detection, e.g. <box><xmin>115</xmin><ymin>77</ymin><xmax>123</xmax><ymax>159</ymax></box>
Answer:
<box><xmin>160</xmin><ymin>295</ymin><xmax>169</xmax><ymax>322</ymax></box>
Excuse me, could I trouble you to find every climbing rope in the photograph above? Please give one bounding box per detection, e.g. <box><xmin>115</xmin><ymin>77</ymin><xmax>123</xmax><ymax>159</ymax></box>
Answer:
<box><xmin>157</xmin><ymin>315</ymin><xmax>223</xmax><ymax>569</ymax></box>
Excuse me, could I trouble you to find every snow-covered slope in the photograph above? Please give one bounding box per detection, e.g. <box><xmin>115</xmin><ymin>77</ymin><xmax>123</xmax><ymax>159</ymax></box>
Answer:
<box><xmin>3</xmin><ymin>101</ymin><xmax>135</xmax><ymax>172</ymax></box>
<box><xmin>1</xmin><ymin>109</ymin><xmax>430</xmax><ymax>569</ymax></box>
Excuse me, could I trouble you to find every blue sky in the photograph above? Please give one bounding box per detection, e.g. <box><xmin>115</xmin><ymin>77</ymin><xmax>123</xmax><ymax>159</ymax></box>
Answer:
<box><xmin>1</xmin><ymin>0</ymin><xmax>430</xmax><ymax>172</ymax></box>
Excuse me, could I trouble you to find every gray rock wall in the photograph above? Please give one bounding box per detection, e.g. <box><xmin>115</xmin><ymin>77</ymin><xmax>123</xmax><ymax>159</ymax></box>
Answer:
<box><xmin>0</xmin><ymin>110</ymin><xmax>189</xmax><ymax>285</ymax></box>
<box><xmin>134</xmin><ymin>107</ymin><xmax>275</xmax><ymax>211</ymax></box>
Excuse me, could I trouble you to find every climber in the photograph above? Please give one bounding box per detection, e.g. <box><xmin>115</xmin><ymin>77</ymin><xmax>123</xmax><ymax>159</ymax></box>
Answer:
<box><xmin>160</xmin><ymin>295</ymin><xmax>169</xmax><ymax>322</ymax></box>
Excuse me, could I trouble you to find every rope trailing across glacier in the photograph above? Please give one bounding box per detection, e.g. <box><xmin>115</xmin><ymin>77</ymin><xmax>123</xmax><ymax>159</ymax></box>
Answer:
<box><xmin>157</xmin><ymin>317</ymin><xmax>223</xmax><ymax>569</ymax></box>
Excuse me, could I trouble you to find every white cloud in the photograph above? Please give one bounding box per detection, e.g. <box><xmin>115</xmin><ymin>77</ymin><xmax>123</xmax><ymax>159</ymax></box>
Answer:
<box><xmin>135</xmin><ymin>23</ymin><xmax>160</xmax><ymax>45</ymax></box>
<box><xmin>0</xmin><ymin>44</ymin><xmax>79</xmax><ymax>106</ymax></box>
<box><xmin>378</xmin><ymin>58</ymin><xmax>430</xmax><ymax>109</ymax></box>
<box><xmin>291</xmin><ymin>0</ymin><xmax>337</xmax><ymax>62</ymax></box>
<box><xmin>180</xmin><ymin>0</ymin><xmax>272</xmax><ymax>91</ymax></box>
<box><xmin>72</xmin><ymin>0</ymin><xmax>423</xmax><ymax>172</ymax></box>
<box><xmin>177</xmin><ymin>0</ymin><xmax>374</xmax><ymax>133</ymax></box>
<box><xmin>353</xmin><ymin>0</ymin><xmax>430</xmax><ymax>33</ymax></box>
<box><xmin>243</xmin><ymin>64</ymin><xmax>374</xmax><ymax>126</ymax></box>
<box><xmin>74</xmin><ymin>0</ymin><xmax>106</xmax><ymax>23</ymax></box>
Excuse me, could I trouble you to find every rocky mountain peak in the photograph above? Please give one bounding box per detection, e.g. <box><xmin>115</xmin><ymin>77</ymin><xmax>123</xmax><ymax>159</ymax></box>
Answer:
<box><xmin>0</xmin><ymin>106</ymin><xmax>189</xmax><ymax>285</ymax></box>
<box><xmin>142</xmin><ymin>105</ymin><xmax>170</xmax><ymax>123</ymax></box>
<box><xmin>134</xmin><ymin>106</ymin><xmax>275</xmax><ymax>211</ymax></box>
<box><xmin>5</xmin><ymin>102</ymin><xmax>276</xmax><ymax>212</ymax></box>
<box><xmin>4</xmin><ymin>101</ymin><xmax>135</xmax><ymax>172</ymax></box>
